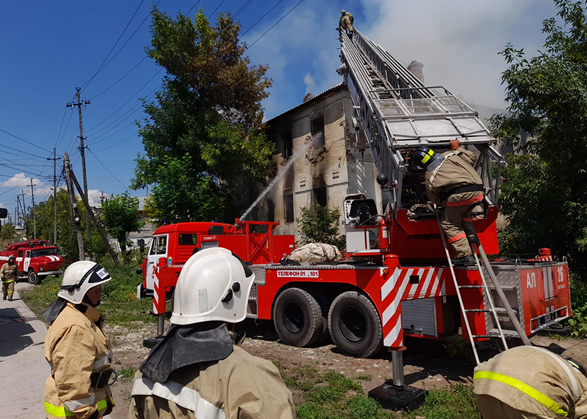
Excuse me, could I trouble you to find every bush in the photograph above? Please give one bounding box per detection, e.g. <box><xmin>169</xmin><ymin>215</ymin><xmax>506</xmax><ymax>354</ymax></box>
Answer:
<box><xmin>296</xmin><ymin>205</ymin><xmax>345</xmax><ymax>250</ymax></box>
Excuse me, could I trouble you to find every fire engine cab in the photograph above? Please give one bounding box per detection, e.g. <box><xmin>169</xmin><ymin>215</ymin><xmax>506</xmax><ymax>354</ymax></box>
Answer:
<box><xmin>0</xmin><ymin>239</ymin><xmax>64</xmax><ymax>285</ymax></box>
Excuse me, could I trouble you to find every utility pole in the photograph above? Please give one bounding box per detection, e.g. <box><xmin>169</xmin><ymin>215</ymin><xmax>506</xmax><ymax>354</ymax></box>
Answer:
<box><xmin>30</xmin><ymin>178</ymin><xmax>37</xmax><ymax>239</ymax></box>
<box><xmin>66</xmin><ymin>88</ymin><xmax>92</xmax><ymax>246</ymax></box>
<box><xmin>64</xmin><ymin>153</ymin><xmax>85</xmax><ymax>260</ymax></box>
<box><xmin>14</xmin><ymin>200</ymin><xmax>19</xmax><ymax>230</ymax></box>
<box><xmin>47</xmin><ymin>148</ymin><xmax>61</xmax><ymax>244</ymax></box>
<box><xmin>20</xmin><ymin>190</ymin><xmax>27</xmax><ymax>237</ymax></box>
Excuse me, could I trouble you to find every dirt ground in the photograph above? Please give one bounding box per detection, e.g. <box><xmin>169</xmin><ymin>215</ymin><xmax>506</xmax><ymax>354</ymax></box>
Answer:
<box><xmin>107</xmin><ymin>319</ymin><xmax>587</xmax><ymax>419</ymax></box>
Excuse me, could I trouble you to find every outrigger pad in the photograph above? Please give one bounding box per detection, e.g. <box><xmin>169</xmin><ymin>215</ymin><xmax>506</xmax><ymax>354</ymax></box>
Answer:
<box><xmin>368</xmin><ymin>383</ymin><xmax>427</xmax><ymax>411</ymax></box>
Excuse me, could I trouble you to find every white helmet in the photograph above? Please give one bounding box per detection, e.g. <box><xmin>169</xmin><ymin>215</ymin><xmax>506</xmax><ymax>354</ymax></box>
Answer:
<box><xmin>58</xmin><ymin>261</ymin><xmax>111</xmax><ymax>304</ymax></box>
<box><xmin>171</xmin><ymin>247</ymin><xmax>255</xmax><ymax>325</ymax></box>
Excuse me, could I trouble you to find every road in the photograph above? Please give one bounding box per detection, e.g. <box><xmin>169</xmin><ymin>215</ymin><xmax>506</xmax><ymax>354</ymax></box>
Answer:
<box><xmin>0</xmin><ymin>282</ymin><xmax>49</xmax><ymax>418</ymax></box>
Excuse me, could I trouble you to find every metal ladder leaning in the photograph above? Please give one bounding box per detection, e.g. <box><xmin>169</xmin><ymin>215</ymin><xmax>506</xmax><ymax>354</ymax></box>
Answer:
<box><xmin>435</xmin><ymin>211</ymin><xmax>530</xmax><ymax>364</ymax></box>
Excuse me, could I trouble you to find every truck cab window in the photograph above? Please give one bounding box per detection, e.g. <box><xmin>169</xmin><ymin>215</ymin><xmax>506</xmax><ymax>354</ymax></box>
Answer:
<box><xmin>150</xmin><ymin>236</ymin><xmax>167</xmax><ymax>255</ymax></box>
<box><xmin>178</xmin><ymin>234</ymin><xmax>198</xmax><ymax>246</ymax></box>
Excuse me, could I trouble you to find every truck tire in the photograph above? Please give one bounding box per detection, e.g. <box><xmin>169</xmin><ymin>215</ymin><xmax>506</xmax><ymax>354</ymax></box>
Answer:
<box><xmin>273</xmin><ymin>287</ymin><xmax>325</xmax><ymax>347</ymax></box>
<box><xmin>28</xmin><ymin>270</ymin><xmax>40</xmax><ymax>285</ymax></box>
<box><xmin>328</xmin><ymin>291</ymin><xmax>383</xmax><ymax>358</ymax></box>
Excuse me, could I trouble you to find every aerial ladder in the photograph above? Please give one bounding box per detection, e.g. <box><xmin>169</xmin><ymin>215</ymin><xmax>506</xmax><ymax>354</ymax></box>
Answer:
<box><xmin>337</xmin><ymin>27</ymin><xmax>529</xmax><ymax>369</ymax></box>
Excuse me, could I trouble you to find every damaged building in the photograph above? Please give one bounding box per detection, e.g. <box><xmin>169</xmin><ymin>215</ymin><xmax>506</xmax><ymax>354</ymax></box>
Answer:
<box><xmin>255</xmin><ymin>83</ymin><xmax>383</xmax><ymax>239</ymax></box>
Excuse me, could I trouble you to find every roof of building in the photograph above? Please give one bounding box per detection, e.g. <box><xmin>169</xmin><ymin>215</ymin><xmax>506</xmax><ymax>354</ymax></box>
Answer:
<box><xmin>266</xmin><ymin>83</ymin><xmax>346</xmax><ymax>123</ymax></box>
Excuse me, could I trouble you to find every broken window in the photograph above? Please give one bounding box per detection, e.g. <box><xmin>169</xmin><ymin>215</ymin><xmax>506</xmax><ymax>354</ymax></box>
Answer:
<box><xmin>284</xmin><ymin>189</ymin><xmax>294</xmax><ymax>223</ymax></box>
<box><xmin>281</xmin><ymin>131</ymin><xmax>293</xmax><ymax>159</ymax></box>
<box><xmin>313</xmin><ymin>186</ymin><xmax>327</xmax><ymax>207</ymax></box>
<box><xmin>267</xmin><ymin>199</ymin><xmax>275</xmax><ymax>222</ymax></box>
<box><xmin>311</xmin><ymin>115</ymin><xmax>325</xmax><ymax>147</ymax></box>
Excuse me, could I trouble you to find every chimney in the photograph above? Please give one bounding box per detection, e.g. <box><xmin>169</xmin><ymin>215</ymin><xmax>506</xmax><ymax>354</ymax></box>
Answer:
<box><xmin>407</xmin><ymin>60</ymin><xmax>424</xmax><ymax>83</ymax></box>
<box><xmin>303</xmin><ymin>92</ymin><xmax>315</xmax><ymax>102</ymax></box>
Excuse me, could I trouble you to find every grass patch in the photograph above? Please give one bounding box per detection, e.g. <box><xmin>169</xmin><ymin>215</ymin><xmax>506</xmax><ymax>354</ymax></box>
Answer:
<box><xmin>280</xmin><ymin>363</ymin><xmax>481</xmax><ymax>419</ymax></box>
<box><xmin>405</xmin><ymin>384</ymin><xmax>482</xmax><ymax>419</ymax></box>
<box><xmin>116</xmin><ymin>367</ymin><xmax>138</xmax><ymax>380</ymax></box>
<box><xmin>19</xmin><ymin>260</ymin><xmax>157</xmax><ymax>326</ymax></box>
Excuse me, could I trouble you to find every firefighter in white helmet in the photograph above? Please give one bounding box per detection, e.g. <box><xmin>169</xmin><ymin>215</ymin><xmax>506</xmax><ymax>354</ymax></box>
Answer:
<box><xmin>42</xmin><ymin>261</ymin><xmax>115</xmax><ymax>419</ymax></box>
<box><xmin>127</xmin><ymin>247</ymin><xmax>296</xmax><ymax>419</ymax></box>
<box><xmin>474</xmin><ymin>346</ymin><xmax>587</xmax><ymax>419</ymax></box>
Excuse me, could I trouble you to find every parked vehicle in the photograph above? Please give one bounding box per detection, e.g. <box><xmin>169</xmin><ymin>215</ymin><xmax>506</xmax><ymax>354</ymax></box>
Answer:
<box><xmin>0</xmin><ymin>239</ymin><xmax>64</xmax><ymax>285</ymax></box>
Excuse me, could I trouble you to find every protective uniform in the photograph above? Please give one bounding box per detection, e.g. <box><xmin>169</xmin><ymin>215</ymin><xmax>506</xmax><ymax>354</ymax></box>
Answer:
<box><xmin>1</xmin><ymin>256</ymin><xmax>18</xmax><ymax>301</ymax></box>
<box><xmin>43</xmin><ymin>261</ymin><xmax>115</xmax><ymax>419</ymax></box>
<box><xmin>474</xmin><ymin>346</ymin><xmax>587</xmax><ymax>419</ymax></box>
<box><xmin>417</xmin><ymin>144</ymin><xmax>484</xmax><ymax>260</ymax></box>
<box><xmin>339</xmin><ymin>10</ymin><xmax>354</xmax><ymax>34</ymax></box>
<box><xmin>127</xmin><ymin>247</ymin><xmax>296</xmax><ymax>419</ymax></box>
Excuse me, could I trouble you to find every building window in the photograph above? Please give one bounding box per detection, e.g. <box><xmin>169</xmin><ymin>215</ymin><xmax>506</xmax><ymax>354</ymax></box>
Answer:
<box><xmin>313</xmin><ymin>186</ymin><xmax>327</xmax><ymax>207</ymax></box>
<box><xmin>284</xmin><ymin>190</ymin><xmax>294</xmax><ymax>223</ymax></box>
<box><xmin>311</xmin><ymin>116</ymin><xmax>325</xmax><ymax>147</ymax></box>
<box><xmin>267</xmin><ymin>199</ymin><xmax>275</xmax><ymax>222</ymax></box>
<box><xmin>281</xmin><ymin>131</ymin><xmax>293</xmax><ymax>159</ymax></box>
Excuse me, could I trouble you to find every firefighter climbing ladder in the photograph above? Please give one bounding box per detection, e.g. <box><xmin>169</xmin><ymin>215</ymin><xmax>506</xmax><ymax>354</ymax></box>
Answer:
<box><xmin>435</xmin><ymin>211</ymin><xmax>531</xmax><ymax>364</ymax></box>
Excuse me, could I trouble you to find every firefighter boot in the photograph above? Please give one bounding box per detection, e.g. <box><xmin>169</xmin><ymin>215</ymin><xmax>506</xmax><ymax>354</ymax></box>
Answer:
<box><xmin>453</xmin><ymin>256</ymin><xmax>476</xmax><ymax>266</ymax></box>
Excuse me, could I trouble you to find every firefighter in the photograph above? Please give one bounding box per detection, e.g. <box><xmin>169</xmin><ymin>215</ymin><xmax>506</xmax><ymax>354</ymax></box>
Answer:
<box><xmin>127</xmin><ymin>247</ymin><xmax>296</xmax><ymax>419</ymax></box>
<box><xmin>339</xmin><ymin>9</ymin><xmax>354</xmax><ymax>35</ymax></box>
<box><xmin>43</xmin><ymin>261</ymin><xmax>115</xmax><ymax>419</ymax></box>
<box><xmin>411</xmin><ymin>139</ymin><xmax>484</xmax><ymax>265</ymax></box>
<box><xmin>474</xmin><ymin>346</ymin><xmax>587</xmax><ymax>419</ymax></box>
<box><xmin>1</xmin><ymin>254</ymin><xmax>18</xmax><ymax>301</ymax></box>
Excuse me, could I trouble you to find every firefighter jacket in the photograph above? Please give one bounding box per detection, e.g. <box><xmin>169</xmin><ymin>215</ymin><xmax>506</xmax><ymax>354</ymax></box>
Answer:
<box><xmin>0</xmin><ymin>261</ymin><xmax>18</xmax><ymax>282</ymax></box>
<box><xmin>474</xmin><ymin>346</ymin><xmax>587</xmax><ymax>418</ymax></box>
<box><xmin>424</xmin><ymin>147</ymin><xmax>483</xmax><ymax>205</ymax></box>
<box><xmin>44</xmin><ymin>302</ymin><xmax>115</xmax><ymax>419</ymax></box>
<box><xmin>128</xmin><ymin>344</ymin><xmax>296</xmax><ymax>419</ymax></box>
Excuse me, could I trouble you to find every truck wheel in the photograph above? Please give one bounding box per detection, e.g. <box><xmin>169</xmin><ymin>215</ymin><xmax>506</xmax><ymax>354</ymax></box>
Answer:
<box><xmin>273</xmin><ymin>287</ymin><xmax>325</xmax><ymax>347</ymax></box>
<box><xmin>28</xmin><ymin>270</ymin><xmax>40</xmax><ymax>285</ymax></box>
<box><xmin>328</xmin><ymin>291</ymin><xmax>383</xmax><ymax>358</ymax></box>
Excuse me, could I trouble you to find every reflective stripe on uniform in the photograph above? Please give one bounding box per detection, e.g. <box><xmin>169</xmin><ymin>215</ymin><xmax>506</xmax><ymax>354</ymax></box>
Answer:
<box><xmin>446</xmin><ymin>194</ymin><xmax>483</xmax><ymax>207</ymax></box>
<box><xmin>93</xmin><ymin>354</ymin><xmax>111</xmax><ymax>369</ymax></box>
<box><xmin>473</xmin><ymin>371</ymin><xmax>568</xmax><ymax>417</ymax></box>
<box><xmin>447</xmin><ymin>232</ymin><xmax>466</xmax><ymax>244</ymax></box>
<box><xmin>44</xmin><ymin>397</ymin><xmax>109</xmax><ymax>418</ymax></box>
<box><xmin>132</xmin><ymin>377</ymin><xmax>226</xmax><ymax>419</ymax></box>
<box><xmin>64</xmin><ymin>393</ymin><xmax>95</xmax><ymax>411</ymax></box>
<box><xmin>530</xmin><ymin>347</ymin><xmax>580</xmax><ymax>399</ymax></box>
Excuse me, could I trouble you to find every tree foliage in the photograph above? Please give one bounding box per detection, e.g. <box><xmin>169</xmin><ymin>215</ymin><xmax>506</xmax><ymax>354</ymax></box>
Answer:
<box><xmin>296</xmin><ymin>205</ymin><xmax>346</xmax><ymax>250</ymax></box>
<box><xmin>132</xmin><ymin>8</ymin><xmax>274</xmax><ymax>223</ymax></box>
<box><xmin>493</xmin><ymin>0</ymin><xmax>587</xmax><ymax>274</ymax></box>
<box><xmin>101</xmin><ymin>192</ymin><xmax>144</xmax><ymax>253</ymax></box>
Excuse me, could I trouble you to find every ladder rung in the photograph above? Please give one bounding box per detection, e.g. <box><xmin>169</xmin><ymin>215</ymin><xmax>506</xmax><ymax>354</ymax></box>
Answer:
<box><xmin>458</xmin><ymin>285</ymin><xmax>483</xmax><ymax>289</ymax></box>
<box><xmin>465</xmin><ymin>309</ymin><xmax>490</xmax><ymax>313</ymax></box>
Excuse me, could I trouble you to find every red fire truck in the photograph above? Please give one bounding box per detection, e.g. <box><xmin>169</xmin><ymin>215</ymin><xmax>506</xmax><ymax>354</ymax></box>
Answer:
<box><xmin>0</xmin><ymin>239</ymin><xmax>64</xmax><ymax>285</ymax></box>
<box><xmin>138</xmin><ymin>27</ymin><xmax>571</xmax><ymax>384</ymax></box>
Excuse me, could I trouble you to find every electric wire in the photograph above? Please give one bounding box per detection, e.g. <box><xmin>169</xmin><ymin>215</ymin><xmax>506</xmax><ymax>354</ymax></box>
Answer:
<box><xmin>240</xmin><ymin>0</ymin><xmax>283</xmax><ymax>37</ymax></box>
<box><xmin>90</xmin><ymin>56</ymin><xmax>149</xmax><ymax>100</ymax></box>
<box><xmin>234</xmin><ymin>0</ymin><xmax>254</xmax><ymax>18</ymax></box>
<box><xmin>81</xmin><ymin>0</ymin><xmax>146</xmax><ymax>91</ymax></box>
<box><xmin>208</xmin><ymin>0</ymin><xmax>227</xmax><ymax>19</ymax></box>
<box><xmin>245</xmin><ymin>0</ymin><xmax>305</xmax><ymax>50</ymax></box>
<box><xmin>0</xmin><ymin>128</ymin><xmax>53</xmax><ymax>154</ymax></box>
<box><xmin>88</xmin><ymin>149</ymin><xmax>137</xmax><ymax>196</ymax></box>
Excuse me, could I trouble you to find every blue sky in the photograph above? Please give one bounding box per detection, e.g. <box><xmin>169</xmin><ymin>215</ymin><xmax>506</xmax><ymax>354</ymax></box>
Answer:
<box><xmin>0</xmin><ymin>0</ymin><xmax>559</xmax><ymax>226</ymax></box>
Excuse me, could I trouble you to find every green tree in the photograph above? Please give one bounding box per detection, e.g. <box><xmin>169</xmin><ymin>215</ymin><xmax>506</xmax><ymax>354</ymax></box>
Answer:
<box><xmin>492</xmin><ymin>0</ymin><xmax>587</xmax><ymax>274</ymax></box>
<box><xmin>132</xmin><ymin>8</ymin><xmax>274</xmax><ymax>222</ymax></box>
<box><xmin>0</xmin><ymin>224</ymin><xmax>15</xmax><ymax>241</ymax></box>
<box><xmin>101</xmin><ymin>192</ymin><xmax>144</xmax><ymax>253</ymax></box>
<box><xmin>296</xmin><ymin>205</ymin><xmax>346</xmax><ymax>250</ymax></box>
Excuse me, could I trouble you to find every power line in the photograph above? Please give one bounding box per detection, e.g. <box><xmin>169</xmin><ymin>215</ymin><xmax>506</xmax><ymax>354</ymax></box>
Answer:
<box><xmin>240</xmin><ymin>0</ymin><xmax>283</xmax><ymax>37</ymax></box>
<box><xmin>88</xmin><ymin>149</ymin><xmax>136</xmax><ymax>195</ymax></box>
<box><xmin>245</xmin><ymin>0</ymin><xmax>305</xmax><ymax>50</ymax></box>
<box><xmin>90</xmin><ymin>56</ymin><xmax>149</xmax><ymax>100</ymax></box>
<box><xmin>0</xmin><ymin>128</ymin><xmax>53</xmax><ymax>154</ymax></box>
<box><xmin>81</xmin><ymin>0</ymin><xmax>147</xmax><ymax>90</ymax></box>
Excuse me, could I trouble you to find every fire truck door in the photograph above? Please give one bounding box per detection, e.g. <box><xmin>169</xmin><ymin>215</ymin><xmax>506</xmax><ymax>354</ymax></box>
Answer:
<box><xmin>147</xmin><ymin>235</ymin><xmax>168</xmax><ymax>291</ymax></box>
<box><xmin>24</xmin><ymin>250</ymin><xmax>31</xmax><ymax>272</ymax></box>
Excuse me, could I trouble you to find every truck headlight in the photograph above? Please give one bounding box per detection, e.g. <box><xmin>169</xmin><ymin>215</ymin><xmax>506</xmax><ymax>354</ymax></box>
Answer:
<box><xmin>39</xmin><ymin>266</ymin><xmax>44</xmax><ymax>271</ymax></box>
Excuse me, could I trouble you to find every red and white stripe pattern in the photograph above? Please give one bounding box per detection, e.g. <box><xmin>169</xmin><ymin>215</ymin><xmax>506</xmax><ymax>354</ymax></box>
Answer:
<box><xmin>533</xmin><ymin>255</ymin><xmax>553</xmax><ymax>262</ymax></box>
<box><xmin>152</xmin><ymin>266</ymin><xmax>161</xmax><ymax>315</ymax></box>
<box><xmin>380</xmin><ymin>267</ymin><xmax>446</xmax><ymax>348</ymax></box>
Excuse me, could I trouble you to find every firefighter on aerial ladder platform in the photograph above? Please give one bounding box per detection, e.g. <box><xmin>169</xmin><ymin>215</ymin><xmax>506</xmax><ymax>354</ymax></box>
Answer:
<box><xmin>339</xmin><ymin>9</ymin><xmax>354</xmax><ymax>36</ymax></box>
<box><xmin>412</xmin><ymin>139</ymin><xmax>484</xmax><ymax>265</ymax></box>
<box><xmin>127</xmin><ymin>247</ymin><xmax>296</xmax><ymax>419</ymax></box>
<box><xmin>474</xmin><ymin>346</ymin><xmax>587</xmax><ymax>419</ymax></box>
